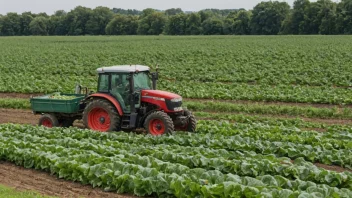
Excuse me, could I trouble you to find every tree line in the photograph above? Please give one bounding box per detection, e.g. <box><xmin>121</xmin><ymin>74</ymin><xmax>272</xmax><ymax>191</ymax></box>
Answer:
<box><xmin>0</xmin><ymin>0</ymin><xmax>351</xmax><ymax>36</ymax></box>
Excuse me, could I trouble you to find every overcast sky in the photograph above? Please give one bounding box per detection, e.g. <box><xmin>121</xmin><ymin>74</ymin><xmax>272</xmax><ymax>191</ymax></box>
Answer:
<box><xmin>0</xmin><ymin>0</ymin><xmax>319</xmax><ymax>15</ymax></box>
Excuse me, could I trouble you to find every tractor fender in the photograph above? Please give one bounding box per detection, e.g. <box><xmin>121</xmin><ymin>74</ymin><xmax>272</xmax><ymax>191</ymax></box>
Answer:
<box><xmin>86</xmin><ymin>93</ymin><xmax>123</xmax><ymax>116</ymax></box>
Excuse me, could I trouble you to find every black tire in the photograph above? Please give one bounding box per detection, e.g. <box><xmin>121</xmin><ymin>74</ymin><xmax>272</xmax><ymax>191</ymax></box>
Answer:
<box><xmin>144</xmin><ymin>111</ymin><xmax>174</xmax><ymax>136</ymax></box>
<box><xmin>39</xmin><ymin>114</ymin><xmax>59</xmax><ymax>128</ymax></box>
<box><xmin>60</xmin><ymin>118</ymin><xmax>75</xmax><ymax>127</ymax></box>
<box><xmin>83</xmin><ymin>99</ymin><xmax>121</xmax><ymax>132</ymax></box>
<box><xmin>183</xmin><ymin>109</ymin><xmax>197</xmax><ymax>132</ymax></box>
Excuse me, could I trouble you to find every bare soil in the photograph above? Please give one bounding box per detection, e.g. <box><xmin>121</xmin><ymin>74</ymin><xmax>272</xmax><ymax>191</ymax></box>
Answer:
<box><xmin>0</xmin><ymin>108</ymin><xmax>85</xmax><ymax>128</ymax></box>
<box><xmin>314</xmin><ymin>163</ymin><xmax>352</xmax><ymax>173</ymax></box>
<box><xmin>0</xmin><ymin>108</ymin><xmax>39</xmax><ymax>125</ymax></box>
<box><xmin>0</xmin><ymin>92</ymin><xmax>42</xmax><ymax>99</ymax></box>
<box><xmin>0</xmin><ymin>162</ymin><xmax>138</xmax><ymax>198</ymax></box>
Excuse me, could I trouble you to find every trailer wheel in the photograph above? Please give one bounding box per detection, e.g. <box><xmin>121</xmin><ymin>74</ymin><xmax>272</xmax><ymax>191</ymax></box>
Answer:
<box><xmin>83</xmin><ymin>99</ymin><xmax>120</xmax><ymax>132</ymax></box>
<box><xmin>39</xmin><ymin>114</ymin><xmax>59</xmax><ymax>128</ymax></box>
<box><xmin>144</xmin><ymin>111</ymin><xmax>174</xmax><ymax>136</ymax></box>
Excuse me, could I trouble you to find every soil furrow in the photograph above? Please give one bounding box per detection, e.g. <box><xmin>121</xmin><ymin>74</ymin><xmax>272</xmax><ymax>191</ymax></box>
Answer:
<box><xmin>0</xmin><ymin>162</ymin><xmax>136</xmax><ymax>198</ymax></box>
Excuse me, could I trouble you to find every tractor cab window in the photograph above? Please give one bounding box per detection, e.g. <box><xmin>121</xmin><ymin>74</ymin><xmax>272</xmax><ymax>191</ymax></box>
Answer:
<box><xmin>110</xmin><ymin>74</ymin><xmax>129</xmax><ymax>112</ymax></box>
<box><xmin>134</xmin><ymin>72</ymin><xmax>151</xmax><ymax>90</ymax></box>
<box><xmin>98</xmin><ymin>74</ymin><xmax>109</xmax><ymax>92</ymax></box>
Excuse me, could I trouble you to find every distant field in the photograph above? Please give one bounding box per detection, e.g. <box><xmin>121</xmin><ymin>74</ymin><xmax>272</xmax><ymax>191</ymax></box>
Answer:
<box><xmin>1</xmin><ymin>36</ymin><xmax>352</xmax><ymax>104</ymax></box>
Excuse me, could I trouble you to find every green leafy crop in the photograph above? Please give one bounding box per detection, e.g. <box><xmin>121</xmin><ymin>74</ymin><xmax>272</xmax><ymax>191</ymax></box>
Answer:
<box><xmin>1</xmin><ymin>36</ymin><xmax>352</xmax><ymax>104</ymax></box>
<box><xmin>0</xmin><ymin>123</ymin><xmax>351</xmax><ymax>197</ymax></box>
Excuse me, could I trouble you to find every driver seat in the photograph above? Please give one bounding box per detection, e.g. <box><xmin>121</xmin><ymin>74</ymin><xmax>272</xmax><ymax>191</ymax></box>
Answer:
<box><xmin>110</xmin><ymin>77</ymin><xmax>127</xmax><ymax>112</ymax></box>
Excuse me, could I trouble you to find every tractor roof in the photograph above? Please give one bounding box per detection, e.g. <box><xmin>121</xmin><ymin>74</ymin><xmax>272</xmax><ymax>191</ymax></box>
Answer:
<box><xmin>96</xmin><ymin>65</ymin><xmax>150</xmax><ymax>73</ymax></box>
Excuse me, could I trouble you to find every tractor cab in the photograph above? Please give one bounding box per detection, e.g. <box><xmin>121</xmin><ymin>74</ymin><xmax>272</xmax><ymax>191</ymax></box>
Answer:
<box><xmin>96</xmin><ymin>65</ymin><xmax>153</xmax><ymax>114</ymax></box>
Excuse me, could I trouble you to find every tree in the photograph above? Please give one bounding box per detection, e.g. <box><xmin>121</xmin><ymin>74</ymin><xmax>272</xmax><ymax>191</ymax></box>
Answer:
<box><xmin>318</xmin><ymin>0</ymin><xmax>337</xmax><ymax>35</ymax></box>
<box><xmin>105</xmin><ymin>15</ymin><xmax>138</xmax><ymax>35</ymax></box>
<box><xmin>35</xmin><ymin>13</ymin><xmax>49</xmax><ymax>18</ymax></box>
<box><xmin>202</xmin><ymin>17</ymin><xmax>223</xmax><ymax>35</ymax></box>
<box><xmin>199</xmin><ymin>10</ymin><xmax>214</xmax><ymax>23</ymax></box>
<box><xmin>29</xmin><ymin>16</ymin><xmax>49</xmax><ymax>35</ymax></box>
<box><xmin>291</xmin><ymin>0</ymin><xmax>311</xmax><ymax>34</ymax></box>
<box><xmin>201</xmin><ymin>9</ymin><xmax>238</xmax><ymax>17</ymax></box>
<box><xmin>185</xmin><ymin>13</ymin><xmax>202</xmax><ymax>35</ymax></box>
<box><xmin>112</xmin><ymin>8</ymin><xmax>141</xmax><ymax>15</ymax></box>
<box><xmin>224</xmin><ymin>10</ymin><xmax>251</xmax><ymax>35</ymax></box>
<box><xmin>0</xmin><ymin>15</ymin><xmax>3</xmax><ymax>35</ymax></box>
<box><xmin>301</xmin><ymin>2</ymin><xmax>321</xmax><ymax>34</ymax></box>
<box><xmin>165</xmin><ymin>13</ymin><xmax>187</xmax><ymax>35</ymax></box>
<box><xmin>250</xmin><ymin>1</ymin><xmax>290</xmax><ymax>35</ymax></box>
<box><xmin>65</xmin><ymin>6</ymin><xmax>93</xmax><ymax>35</ymax></box>
<box><xmin>0</xmin><ymin>13</ymin><xmax>21</xmax><ymax>36</ymax></box>
<box><xmin>165</xmin><ymin>8</ymin><xmax>183</xmax><ymax>16</ymax></box>
<box><xmin>48</xmin><ymin>10</ymin><xmax>68</xmax><ymax>35</ymax></box>
<box><xmin>137</xmin><ymin>12</ymin><xmax>166</xmax><ymax>35</ymax></box>
<box><xmin>20</xmin><ymin>12</ymin><xmax>34</xmax><ymax>35</ymax></box>
<box><xmin>86</xmin><ymin>6</ymin><xmax>113</xmax><ymax>35</ymax></box>
<box><xmin>140</xmin><ymin>8</ymin><xmax>156</xmax><ymax>18</ymax></box>
<box><xmin>336</xmin><ymin>0</ymin><xmax>352</xmax><ymax>34</ymax></box>
<box><xmin>280</xmin><ymin>11</ymin><xmax>293</xmax><ymax>34</ymax></box>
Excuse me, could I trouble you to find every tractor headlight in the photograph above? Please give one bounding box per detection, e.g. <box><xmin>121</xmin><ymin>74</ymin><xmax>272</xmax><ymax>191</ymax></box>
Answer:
<box><xmin>174</xmin><ymin>107</ymin><xmax>183</xmax><ymax>111</ymax></box>
<box><xmin>171</xmin><ymin>97</ymin><xmax>182</xmax><ymax>102</ymax></box>
<box><xmin>153</xmin><ymin>97</ymin><xmax>165</xmax><ymax>101</ymax></box>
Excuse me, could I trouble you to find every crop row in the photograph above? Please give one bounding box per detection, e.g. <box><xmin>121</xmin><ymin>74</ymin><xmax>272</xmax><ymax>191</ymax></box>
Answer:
<box><xmin>1</xmin><ymin>124</ymin><xmax>351</xmax><ymax>189</ymax></box>
<box><xmin>185</xmin><ymin>101</ymin><xmax>352</xmax><ymax>119</ymax></box>
<box><xmin>194</xmin><ymin>112</ymin><xmax>330</xmax><ymax>129</ymax></box>
<box><xmin>0</xmin><ymin>124</ymin><xmax>351</xmax><ymax>197</ymax></box>
<box><xmin>197</xmin><ymin>121</ymin><xmax>352</xmax><ymax>149</ymax></box>
<box><xmin>2</xmin><ymin>76</ymin><xmax>352</xmax><ymax>104</ymax></box>
<box><xmin>162</xmin><ymin>81</ymin><xmax>352</xmax><ymax>105</ymax></box>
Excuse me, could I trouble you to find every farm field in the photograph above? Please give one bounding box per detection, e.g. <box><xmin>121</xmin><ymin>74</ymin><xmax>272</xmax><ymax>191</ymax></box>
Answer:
<box><xmin>0</xmin><ymin>36</ymin><xmax>352</xmax><ymax>197</ymax></box>
<box><xmin>1</xmin><ymin>36</ymin><xmax>352</xmax><ymax>104</ymax></box>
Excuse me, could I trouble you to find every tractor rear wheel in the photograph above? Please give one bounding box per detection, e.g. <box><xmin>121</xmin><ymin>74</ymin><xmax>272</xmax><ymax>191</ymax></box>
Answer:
<box><xmin>83</xmin><ymin>99</ymin><xmax>120</xmax><ymax>132</ymax></box>
<box><xmin>144</xmin><ymin>111</ymin><xmax>174</xmax><ymax>136</ymax></box>
<box><xmin>39</xmin><ymin>114</ymin><xmax>59</xmax><ymax>128</ymax></box>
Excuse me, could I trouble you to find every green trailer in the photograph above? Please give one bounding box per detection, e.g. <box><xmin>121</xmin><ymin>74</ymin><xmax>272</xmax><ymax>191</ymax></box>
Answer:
<box><xmin>30</xmin><ymin>92</ymin><xmax>86</xmax><ymax>127</ymax></box>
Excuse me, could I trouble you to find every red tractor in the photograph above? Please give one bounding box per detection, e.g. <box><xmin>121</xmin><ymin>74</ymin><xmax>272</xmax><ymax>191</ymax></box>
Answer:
<box><xmin>30</xmin><ymin>65</ymin><xmax>196</xmax><ymax>135</ymax></box>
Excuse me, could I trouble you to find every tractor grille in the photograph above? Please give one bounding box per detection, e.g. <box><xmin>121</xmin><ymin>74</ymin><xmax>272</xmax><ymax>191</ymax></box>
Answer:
<box><xmin>165</xmin><ymin>99</ymin><xmax>182</xmax><ymax>111</ymax></box>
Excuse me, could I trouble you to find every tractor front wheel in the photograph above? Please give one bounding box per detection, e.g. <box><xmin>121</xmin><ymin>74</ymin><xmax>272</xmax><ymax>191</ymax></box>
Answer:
<box><xmin>175</xmin><ymin>109</ymin><xmax>197</xmax><ymax>132</ymax></box>
<box><xmin>83</xmin><ymin>99</ymin><xmax>120</xmax><ymax>132</ymax></box>
<box><xmin>144</xmin><ymin>111</ymin><xmax>174</xmax><ymax>136</ymax></box>
<box><xmin>39</xmin><ymin>114</ymin><xmax>59</xmax><ymax>128</ymax></box>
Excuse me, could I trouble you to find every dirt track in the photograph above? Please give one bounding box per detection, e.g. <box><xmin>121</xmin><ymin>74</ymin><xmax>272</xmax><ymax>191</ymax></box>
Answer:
<box><xmin>0</xmin><ymin>92</ymin><xmax>41</xmax><ymax>99</ymax></box>
<box><xmin>0</xmin><ymin>162</ymin><xmax>137</xmax><ymax>198</ymax></box>
<box><xmin>0</xmin><ymin>108</ymin><xmax>39</xmax><ymax>125</ymax></box>
<box><xmin>314</xmin><ymin>163</ymin><xmax>352</xmax><ymax>173</ymax></box>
